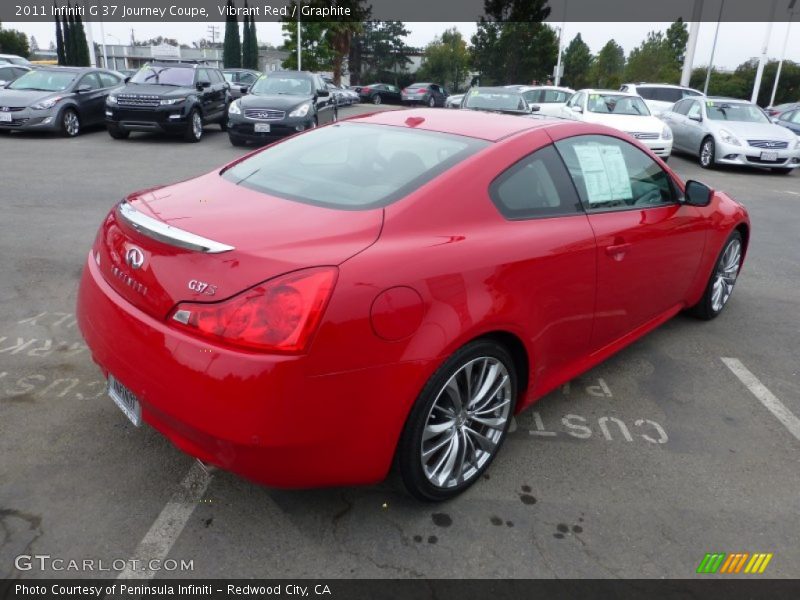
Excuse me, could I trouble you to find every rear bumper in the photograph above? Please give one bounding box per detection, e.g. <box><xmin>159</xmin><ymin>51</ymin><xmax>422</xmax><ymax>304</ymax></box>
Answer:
<box><xmin>76</xmin><ymin>253</ymin><xmax>425</xmax><ymax>488</ymax></box>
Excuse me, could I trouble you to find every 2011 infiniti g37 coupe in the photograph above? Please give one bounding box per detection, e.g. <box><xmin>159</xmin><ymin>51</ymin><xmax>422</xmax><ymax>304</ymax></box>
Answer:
<box><xmin>77</xmin><ymin>109</ymin><xmax>750</xmax><ymax>501</ymax></box>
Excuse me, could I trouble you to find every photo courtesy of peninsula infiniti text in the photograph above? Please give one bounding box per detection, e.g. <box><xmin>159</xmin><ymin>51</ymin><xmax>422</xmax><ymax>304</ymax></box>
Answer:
<box><xmin>77</xmin><ymin>109</ymin><xmax>750</xmax><ymax>501</ymax></box>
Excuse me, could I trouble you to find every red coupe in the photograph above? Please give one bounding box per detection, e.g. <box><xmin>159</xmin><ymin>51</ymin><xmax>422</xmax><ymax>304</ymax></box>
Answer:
<box><xmin>77</xmin><ymin>109</ymin><xmax>750</xmax><ymax>500</ymax></box>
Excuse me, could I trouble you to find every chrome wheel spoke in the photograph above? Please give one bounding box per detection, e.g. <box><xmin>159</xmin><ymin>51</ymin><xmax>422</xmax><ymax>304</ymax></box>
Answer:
<box><xmin>423</xmin><ymin>419</ymin><xmax>455</xmax><ymax>441</ymax></box>
<box><xmin>464</xmin><ymin>426</ymin><xmax>497</xmax><ymax>453</ymax></box>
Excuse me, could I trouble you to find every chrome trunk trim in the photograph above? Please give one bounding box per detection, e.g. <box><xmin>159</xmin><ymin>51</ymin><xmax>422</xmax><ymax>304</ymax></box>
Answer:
<box><xmin>118</xmin><ymin>201</ymin><xmax>235</xmax><ymax>254</ymax></box>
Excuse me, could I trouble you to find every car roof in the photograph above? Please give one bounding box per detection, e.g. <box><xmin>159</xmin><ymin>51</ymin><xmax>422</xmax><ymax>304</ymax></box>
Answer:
<box><xmin>517</xmin><ymin>85</ymin><xmax>574</xmax><ymax>93</ymax></box>
<box><xmin>578</xmin><ymin>88</ymin><xmax>637</xmax><ymax>96</ymax></box>
<box><xmin>625</xmin><ymin>82</ymin><xmax>699</xmax><ymax>90</ymax></box>
<box><xmin>347</xmin><ymin>107</ymin><xmax>561</xmax><ymax>142</ymax></box>
<box><xmin>706</xmin><ymin>96</ymin><xmax>750</xmax><ymax>103</ymax></box>
<box><xmin>36</xmin><ymin>66</ymin><xmax>97</xmax><ymax>73</ymax></box>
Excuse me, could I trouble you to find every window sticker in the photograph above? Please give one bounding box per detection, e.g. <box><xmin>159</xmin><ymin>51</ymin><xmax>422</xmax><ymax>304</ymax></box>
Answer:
<box><xmin>573</xmin><ymin>143</ymin><xmax>632</xmax><ymax>204</ymax></box>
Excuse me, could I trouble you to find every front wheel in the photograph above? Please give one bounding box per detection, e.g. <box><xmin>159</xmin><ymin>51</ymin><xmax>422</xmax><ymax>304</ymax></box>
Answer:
<box><xmin>688</xmin><ymin>231</ymin><xmax>743</xmax><ymax>320</ymax></box>
<box><xmin>699</xmin><ymin>137</ymin><xmax>715</xmax><ymax>169</ymax></box>
<box><xmin>60</xmin><ymin>108</ymin><xmax>80</xmax><ymax>137</ymax></box>
<box><xmin>428</xmin><ymin>96</ymin><xmax>436</xmax><ymax>108</ymax></box>
<box><xmin>372</xmin><ymin>94</ymin><xmax>382</xmax><ymax>105</ymax></box>
<box><xmin>398</xmin><ymin>339</ymin><xmax>518</xmax><ymax>501</ymax></box>
<box><xmin>184</xmin><ymin>109</ymin><xmax>203</xmax><ymax>143</ymax></box>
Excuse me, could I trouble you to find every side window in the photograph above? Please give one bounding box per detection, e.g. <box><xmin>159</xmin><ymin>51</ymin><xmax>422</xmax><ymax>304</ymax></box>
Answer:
<box><xmin>787</xmin><ymin>111</ymin><xmax>800</xmax><ymax>124</ymax></box>
<box><xmin>197</xmin><ymin>69</ymin><xmax>210</xmax><ymax>83</ymax></box>
<box><xmin>686</xmin><ymin>101</ymin><xmax>701</xmax><ymax>120</ymax></box>
<box><xmin>240</xmin><ymin>72</ymin><xmax>256</xmax><ymax>85</ymax></box>
<box><xmin>98</xmin><ymin>72</ymin><xmax>120</xmax><ymax>88</ymax></box>
<box><xmin>0</xmin><ymin>66</ymin><xmax>12</xmax><ymax>80</ymax></box>
<box><xmin>672</xmin><ymin>99</ymin><xmax>689</xmax><ymax>115</ymax></box>
<box><xmin>78</xmin><ymin>73</ymin><xmax>101</xmax><ymax>90</ymax></box>
<box><xmin>637</xmin><ymin>87</ymin><xmax>657</xmax><ymax>100</ymax></box>
<box><xmin>573</xmin><ymin>92</ymin><xmax>585</xmax><ymax>108</ymax></box>
<box><xmin>555</xmin><ymin>135</ymin><xmax>677</xmax><ymax>212</ymax></box>
<box><xmin>489</xmin><ymin>145</ymin><xmax>583</xmax><ymax>220</ymax></box>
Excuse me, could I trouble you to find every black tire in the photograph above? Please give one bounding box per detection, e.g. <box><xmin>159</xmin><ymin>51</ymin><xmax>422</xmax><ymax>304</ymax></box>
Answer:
<box><xmin>228</xmin><ymin>134</ymin><xmax>246</xmax><ymax>147</ymax></box>
<box><xmin>107</xmin><ymin>125</ymin><xmax>130</xmax><ymax>139</ymax></box>
<box><xmin>60</xmin><ymin>108</ymin><xmax>80</xmax><ymax>137</ymax></box>
<box><xmin>687</xmin><ymin>230</ymin><xmax>743</xmax><ymax>320</ymax></box>
<box><xmin>398</xmin><ymin>339</ymin><xmax>518</xmax><ymax>502</ymax></box>
<box><xmin>332</xmin><ymin>109</ymin><xmax>338</xmax><ymax>123</ymax></box>
<box><xmin>699</xmin><ymin>136</ymin><xmax>715</xmax><ymax>169</ymax></box>
<box><xmin>428</xmin><ymin>96</ymin><xmax>436</xmax><ymax>108</ymax></box>
<box><xmin>184</xmin><ymin>108</ymin><xmax>203</xmax><ymax>143</ymax></box>
<box><xmin>219</xmin><ymin>112</ymin><xmax>228</xmax><ymax>131</ymax></box>
<box><xmin>771</xmin><ymin>167</ymin><xmax>792</xmax><ymax>175</ymax></box>
<box><xmin>372</xmin><ymin>94</ymin><xmax>382</xmax><ymax>105</ymax></box>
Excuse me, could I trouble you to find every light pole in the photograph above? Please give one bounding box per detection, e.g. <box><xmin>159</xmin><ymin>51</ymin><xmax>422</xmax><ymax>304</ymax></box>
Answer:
<box><xmin>703</xmin><ymin>0</ymin><xmax>725</xmax><ymax>95</ymax></box>
<box><xmin>751</xmin><ymin>0</ymin><xmax>779</xmax><ymax>104</ymax></box>
<box><xmin>680</xmin><ymin>0</ymin><xmax>705</xmax><ymax>87</ymax></box>
<box><xmin>554</xmin><ymin>0</ymin><xmax>567</xmax><ymax>86</ymax></box>
<box><xmin>297</xmin><ymin>1</ymin><xmax>302</xmax><ymax>71</ymax></box>
<box><xmin>769</xmin><ymin>0</ymin><xmax>797</xmax><ymax>108</ymax></box>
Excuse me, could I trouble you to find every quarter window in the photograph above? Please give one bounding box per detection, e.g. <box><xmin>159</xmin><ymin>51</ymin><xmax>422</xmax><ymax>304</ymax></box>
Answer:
<box><xmin>672</xmin><ymin>99</ymin><xmax>690</xmax><ymax>115</ymax></box>
<box><xmin>489</xmin><ymin>145</ymin><xmax>583</xmax><ymax>220</ymax></box>
<box><xmin>555</xmin><ymin>135</ymin><xmax>677</xmax><ymax>212</ymax></box>
<box><xmin>686</xmin><ymin>101</ymin><xmax>701</xmax><ymax>120</ymax></box>
<box><xmin>98</xmin><ymin>72</ymin><xmax>121</xmax><ymax>88</ymax></box>
<box><xmin>78</xmin><ymin>73</ymin><xmax>101</xmax><ymax>90</ymax></box>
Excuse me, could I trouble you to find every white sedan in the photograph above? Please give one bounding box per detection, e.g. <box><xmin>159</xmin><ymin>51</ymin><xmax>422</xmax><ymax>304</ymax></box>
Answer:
<box><xmin>560</xmin><ymin>89</ymin><xmax>673</xmax><ymax>161</ymax></box>
<box><xmin>516</xmin><ymin>85</ymin><xmax>574</xmax><ymax>117</ymax></box>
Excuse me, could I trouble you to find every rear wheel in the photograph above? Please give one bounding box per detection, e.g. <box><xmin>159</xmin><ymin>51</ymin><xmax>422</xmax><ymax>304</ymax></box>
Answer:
<box><xmin>771</xmin><ymin>167</ymin><xmax>793</xmax><ymax>175</ymax></box>
<box><xmin>372</xmin><ymin>94</ymin><xmax>382</xmax><ymax>105</ymax></box>
<box><xmin>107</xmin><ymin>125</ymin><xmax>129</xmax><ymax>139</ymax></box>
<box><xmin>688</xmin><ymin>231</ymin><xmax>743</xmax><ymax>320</ymax></box>
<box><xmin>60</xmin><ymin>108</ymin><xmax>80</xmax><ymax>137</ymax></box>
<box><xmin>184</xmin><ymin>109</ymin><xmax>203</xmax><ymax>143</ymax></box>
<box><xmin>699</xmin><ymin>137</ymin><xmax>715</xmax><ymax>169</ymax></box>
<box><xmin>398</xmin><ymin>339</ymin><xmax>518</xmax><ymax>501</ymax></box>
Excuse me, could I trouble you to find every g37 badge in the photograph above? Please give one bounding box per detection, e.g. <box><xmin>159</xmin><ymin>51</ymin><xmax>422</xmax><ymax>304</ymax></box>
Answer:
<box><xmin>188</xmin><ymin>279</ymin><xmax>217</xmax><ymax>296</ymax></box>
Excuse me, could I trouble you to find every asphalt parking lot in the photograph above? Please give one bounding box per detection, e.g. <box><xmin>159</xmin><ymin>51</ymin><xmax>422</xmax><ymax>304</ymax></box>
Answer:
<box><xmin>1</xmin><ymin>104</ymin><xmax>799</xmax><ymax>580</ymax></box>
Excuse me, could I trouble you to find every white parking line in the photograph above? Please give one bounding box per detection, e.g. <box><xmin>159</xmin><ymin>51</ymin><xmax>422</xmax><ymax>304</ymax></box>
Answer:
<box><xmin>783</xmin><ymin>190</ymin><xmax>800</xmax><ymax>196</ymax></box>
<box><xmin>117</xmin><ymin>460</ymin><xmax>213</xmax><ymax>579</ymax></box>
<box><xmin>722</xmin><ymin>357</ymin><xmax>800</xmax><ymax>442</ymax></box>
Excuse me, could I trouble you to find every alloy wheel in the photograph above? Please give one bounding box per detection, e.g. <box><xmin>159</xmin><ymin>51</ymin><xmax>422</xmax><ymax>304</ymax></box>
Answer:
<box><xmin>711</xmin><ymin>238</ymin><xmax>741</xmax><ymax>312</ymax></box>
<box><xmin>420</xmin><ymin>356</ymin><xmax>512</xmax><ymax>489</ymax></box>
<box><xmin>700</xmin><ymin>139</ymin><xmax>714</xmax><ymax>167</ymax></box>
<box><xmin>63</xmin><ymin>110</ymin><xmax>79</xmax><ymax>136</ymax></box>
<box><xmin>429</xmin><ymin>97</ymin><xmax>435</xmax><ymax>107</ymax></box>
<box><xmin>373</xmin><ymin>95</ymin><xmax>382</xmax><ymax>105</ymax></box>
<box><xmin>192</xmin><ymin>111</ymin><xmax>203</xmax><ymax>140</ymax></box>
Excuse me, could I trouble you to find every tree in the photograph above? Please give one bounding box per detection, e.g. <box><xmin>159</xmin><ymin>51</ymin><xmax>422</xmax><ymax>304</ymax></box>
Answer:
<box><xmin>0</xmin><ymin>28</ymin><xmax>30</xmax><ymax>58</ymax></box>
<box><xmin>65</xmin><ymin>7</ymin><xmax>77</xmax><ymax>66</ymax></box>
<box><xmin>54</xmin><ymin>6</ymin><xmax>66</xmax><ymax>65</ymax></box>
<box><xmin>73</xmin><ymin>8</ymin><xmax>91</xmax><ymax>66</ymax></box>
<box><xmin>624</xmin><ymin>30</ymin><xmax>681</xmax><ymax>84</ymax></box>
<box><xmin>248</xmin><ymin>14</ymin><xmax>259</xmax><ymax>69</ymax></box>
<box><xmin>562</xmin><ymin>34</ymin><xmax>593</xmax><ymax>89</ymax></box>
<box><xmin>241</xmin><ymin>2</ymin><xmax>252</xmax><ymax>69</ymax></box>
<box><xmin>281</xmin><ymin>18</ymin><xmax>332</xmax><ymax>71</ymax></box>
<box><xmin>591</xmin><ymin>40</ymin><xmax>625</xmax><ymax>88</ymax></box>
<box><xmin>417</xmin><ymin>28</ymin><xmax>471</xmax><ymax>92</ymax></box>
<box><xmin>471</xmin><ymin>0</ymin><xmax>557</xmax><ymax>85</ymax></box>
<box><xmin>223</xmin><ymin>0</ymin><xmax>241</xmax><ymax>68</ymax></box>
<box><xmin>665</xmin><ymin>19</ymin><xmax>689</xmax><ymax>68</ymax></box>
<box><xmin>30</xmin><ymin>36</ymin><xmax>39</xmax><ymax>52</ymax></box>
<box><xmin>351</xmin><ymin>21</ymin><xmax>411</xmax><ymax>85</ymax></box>
<box><xmin>689</xmin><ymin>59</ymin><xmax>800</xmax><ymax>106</ymax></box>
<box><xmin>134</xmin><ymin>36</ymin><xmax>180</xmax><ymax>47</ymax></box>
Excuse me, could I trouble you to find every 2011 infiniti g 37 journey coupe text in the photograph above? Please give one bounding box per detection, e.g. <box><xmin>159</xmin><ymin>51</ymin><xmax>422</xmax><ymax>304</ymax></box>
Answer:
<box><xmin>77</xmin><ymin>109</ymin><xmax>750</xmax><ymax>501</ymax></box>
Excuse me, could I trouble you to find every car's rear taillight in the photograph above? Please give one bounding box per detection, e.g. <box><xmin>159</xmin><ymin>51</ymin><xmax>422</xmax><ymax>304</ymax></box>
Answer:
<box><xmin>169</xmin><ymin>267</ymin><xmax>338</xmax><ymax>353</ymax></box>
<box><xmin>361</xmin><ymin>87</ymin><xmax>371</xmax><ymax>94</ymax></box>
<box><xmin>417</xmin><ymin>89</ymin><xmax>426</xmax><ymax>94</ymax></box>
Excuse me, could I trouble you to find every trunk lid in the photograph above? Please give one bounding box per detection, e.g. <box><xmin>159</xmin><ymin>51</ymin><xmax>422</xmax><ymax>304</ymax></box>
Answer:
<box><xmin>96</xmin><ymin>171</ymin><xmax>383</xmax><ymax>319</ymax></box>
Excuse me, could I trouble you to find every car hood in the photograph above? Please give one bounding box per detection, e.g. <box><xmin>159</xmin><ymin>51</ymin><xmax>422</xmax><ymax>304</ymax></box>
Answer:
<box><xmin>708</xmin><ymin>120</ymin><xmax>797</xmax><ymax>142</ymax></box>
<box><xmin>0</xmin><ymin>89</ymin><xmax>68</xmax><ymax>108</ymax></box>
<box><xmin>96</xmin><ymin>171</ymin><xmax>383</xmax><ymax>319</ymax></box>
<box><xmin>239</xmin><ymin>93</ymin><xmax>313</xmax><ymax>111</ymax></box>
<box><xmin>583</xmin><ymin>112</ymin><xmax>664</xmax><ymax>133</ymax></box>
<box><xmin>117</xmin><ymin>84</ymin><xmax>192</xmax><ymax>98</ymax></box>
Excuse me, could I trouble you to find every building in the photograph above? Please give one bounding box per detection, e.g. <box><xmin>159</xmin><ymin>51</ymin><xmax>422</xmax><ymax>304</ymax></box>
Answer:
<box><xmin>94</xmin><ymin>43</ymin><xmax>288</xmax><ymax>73</ymax></box>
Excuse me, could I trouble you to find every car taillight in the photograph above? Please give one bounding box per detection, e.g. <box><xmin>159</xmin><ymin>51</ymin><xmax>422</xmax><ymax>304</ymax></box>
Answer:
<box><xmin>361</xmin><ymin>87</ymin><xmax>371</xmax><ymax>94</ymax></box>
<box><xmin>169</xmin><ymin>267</ymin><xmax>338</xmax><ymax>354</ymax></box>
<box><xmin>417</xmin><ymin>89</ymin><xmax>426</xmax><ymax>94</ymax></box>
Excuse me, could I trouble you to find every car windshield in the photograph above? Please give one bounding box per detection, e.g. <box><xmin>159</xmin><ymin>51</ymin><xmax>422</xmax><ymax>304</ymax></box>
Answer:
<box><xmin>130</xmin><ymin>66</ymin><xmax>194</xmax><ymax>86</ymax></box>
<box><xmin>587</xmin><ymin>93</ymin><xmax>650</xmax><ymax>116</ymax></box>
<box><xmin>221</xmin><ymin>123</ymin><xmax>488</xmax><ymax>209</ymax></box>
<box><xmin>464</xmin><ymin>89</ymin><xmax>527</xmax><ymax>112</ymax></box>
<box><xmin>251</xmin><ymin>75</ymin><xmax>312</xmax><ymax>95</ymax></box>
<box><xmin>8</xmin><ymin>70</ymin><xmax>76</xmax><ymax>91</ymax></box>
<box><xmin>706</xmin><ymin>102</ymin><xmax>769</xmax><ymax>123</ymax></box>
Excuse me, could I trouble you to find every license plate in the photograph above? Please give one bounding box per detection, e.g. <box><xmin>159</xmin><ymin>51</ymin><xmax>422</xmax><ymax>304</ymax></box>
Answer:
<box><xmin>254</xmin><ymin>123</ymin><xmax>270</xmax><ymax>133</ymax></box>
<box><xmin>108</xmin><ymin>375</ymin><xmax>141</xmax><ymax>426</ymax></box>
<box><xmin>760</xmin><ymin>150</ymin><xmax>778</xmax><ymax>161</ymax></box>
<box><xmin>0</xmin><ymin>112</ymin><xmax>12</xmax><ymax>122</ymax></box>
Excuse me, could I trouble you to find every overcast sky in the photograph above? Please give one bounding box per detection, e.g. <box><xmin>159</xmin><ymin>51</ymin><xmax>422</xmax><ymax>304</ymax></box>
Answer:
<box><xmin>12</xmin><ymin>20</ymin><xmax>800</xmax><ymax>70</ymax></box>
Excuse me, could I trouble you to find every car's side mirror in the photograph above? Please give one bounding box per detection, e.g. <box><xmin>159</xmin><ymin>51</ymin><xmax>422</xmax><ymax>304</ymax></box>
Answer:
<box><xmin>196</xmin><ymin>80</ymin><xmax>211</xmax><ymax>90</ymax></box>
<box><xmin>124</xmin><ymin>76</ymin><xmax>131</xmax><ymax>83</ymax></box>
<box><xmin>530</xmin><ymin>104</ymin><xmax>541</xmax><ymax>112</ymax></box>
<box><xmin>76</xmin><ymin>84</ymin><xmax>92</xmax><ymax>93</ymax></box>
<box><xmin>572</xmin><ymin>105</ymin><xmax>583</xmax><ymax>113</ymax></box>
<box><xmin>684</xmin><ymin>180</ymin><xmax>713</xmax><ymax>207</ymax></box>
<box><xmin>317</xmin><ymin>89</ymin><xmax>330</xmax><ymax>97</ymax></box>
<box><xmin>689</xmin><ymin>114</ymin><xmax>702</xmax><ymax>122</ymax></box>
<box><xmin>240</xmin><ymin>86</ymin><xmax>249</xmax><ymax>95</ymax></box>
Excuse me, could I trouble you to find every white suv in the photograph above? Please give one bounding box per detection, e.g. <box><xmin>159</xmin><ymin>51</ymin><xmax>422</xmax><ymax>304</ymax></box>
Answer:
<box><xmin>620</xmin><ymin>83</ymin><xmax>703</xmax><ymax>116</ymax></box>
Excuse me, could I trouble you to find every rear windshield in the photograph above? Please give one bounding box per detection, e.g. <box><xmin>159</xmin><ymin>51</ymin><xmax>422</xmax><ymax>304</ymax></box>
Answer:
<box><xmin>464</xmin><ymin>89</ymin><xmax>527</xmax><ymax>111</ymax></box>
<box><xmin>221</xmin><ymin>123</ymin><xmax>488</xmax><ymax>209</ymax></box>
<box><xmin>130</xmin><ymin>66</ymin><xmax>194</xmax><ymax>86</ymax></box>
<box><xmin>587</xmin><ymin>93</ymin><xmax>650</xmax><ymax>116</ymax></box>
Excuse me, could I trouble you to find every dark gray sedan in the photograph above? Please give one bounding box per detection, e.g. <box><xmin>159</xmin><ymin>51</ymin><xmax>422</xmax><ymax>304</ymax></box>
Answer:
<box><xmin>0</xmin><ymin>67</ymin><xmax>123</xmax><ymax>137</ymax></box>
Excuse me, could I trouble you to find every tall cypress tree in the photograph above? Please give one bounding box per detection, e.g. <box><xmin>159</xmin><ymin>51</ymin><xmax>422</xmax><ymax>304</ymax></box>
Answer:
<box><xmin>65</xmin><ymin>4</ymin><xmax>76</xmax><ymax>66</ymax></box>
<box><xmin>223</xmin><ymin>0</ymin><xmax>241</xmax><ymax>68</ymax></box>
<box><xmin>74</xmin><ymin>6</ymin><xmax>91</xmax><ymax>66</ymax></box>
<box><xmin>248</xmin><ymin>14</ymin><xmax>259</xmax><ymax>70</ymax></box>
<box><xmin>54</xmin><ymin>6</ymin><xmax>66</xmax><ymax>65</ymax></box>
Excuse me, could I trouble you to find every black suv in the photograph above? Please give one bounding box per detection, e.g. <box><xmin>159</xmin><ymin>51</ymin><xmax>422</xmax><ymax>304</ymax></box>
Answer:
<box><xmin>105</xmin><ymin>62</ymin><xmax>230</xmax><ymax>142</ymax></box>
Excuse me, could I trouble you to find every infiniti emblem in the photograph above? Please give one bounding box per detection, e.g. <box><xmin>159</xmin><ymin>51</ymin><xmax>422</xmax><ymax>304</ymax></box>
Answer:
<box><xmin>125</xmin><ymin>247</ymin><xmax>145</xmax><ymax>270</ymax></box>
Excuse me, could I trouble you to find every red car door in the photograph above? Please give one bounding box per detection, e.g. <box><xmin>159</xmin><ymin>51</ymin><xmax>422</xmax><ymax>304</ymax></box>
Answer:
<box><xmin>552</xmin><ymin>133</ymin><xmax>707</xmax><ymax>350</ymax></box>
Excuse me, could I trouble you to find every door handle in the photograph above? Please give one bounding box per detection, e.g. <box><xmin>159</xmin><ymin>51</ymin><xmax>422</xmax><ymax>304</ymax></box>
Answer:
<box><xmin>605</xmin><ymin>242</ymin><xmax>632</xmax><ymax>261</ymax></box>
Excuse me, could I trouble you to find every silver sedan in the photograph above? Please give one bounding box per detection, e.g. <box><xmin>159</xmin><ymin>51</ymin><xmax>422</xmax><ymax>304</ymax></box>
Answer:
<box><xmin>662</xmin><ymin>97</ymin><xmax>800</xmax><ymax>174</ymax></box>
